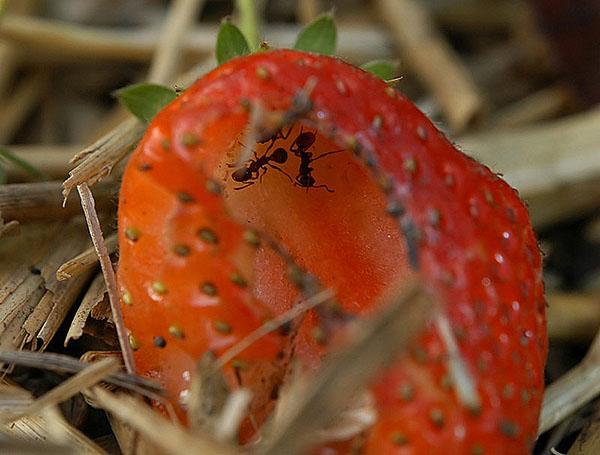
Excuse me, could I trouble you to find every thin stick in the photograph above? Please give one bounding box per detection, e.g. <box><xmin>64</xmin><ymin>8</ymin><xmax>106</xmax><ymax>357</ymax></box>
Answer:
<box><xmin>147</xmin><ymin>0</ymin><xmax>205</xmax><ymax>84</ymax></box>
<box><xmin>0</xmin><ymin>350</ymin><xmax>161</xmax><ymax>394</ymax></box>
<box><xmin>1</xmin><ymin>358</ymin><xmax>120</xmax><ymax>424</ymax></box>
<box><xmin>77</xmin><ymin>184</ymin><xmax>134</xmax><ymax>375</ymax></box>
<box><xmin>263</xmin><ymin>282</ymin><xmax>433</xmax><ymax>455</ymax></box>
<box><xmin>375</xmin><ymin>0</ymin><xmax>485</xmax><ymax>132</ymax></box>
<box><xmin>216</xmin><ymin>289</ymin><xmax>334</xmax><ymax>369</ymax></box>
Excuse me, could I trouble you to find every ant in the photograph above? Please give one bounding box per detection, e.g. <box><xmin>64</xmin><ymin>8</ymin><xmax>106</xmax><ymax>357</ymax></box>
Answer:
<box><xmin>289</xmin><ymin>129</ymin><xmax>344</xmax><ymax>193</ymax></box>
<box><xmin>231</xmin><ymin>147</ymin><xmax>291</xmax><ymax>190</ymax></box>
<box><xmin>230</xmin><ymin>127</ymin><xmax>294</xmax><ymax>190</ymax></box>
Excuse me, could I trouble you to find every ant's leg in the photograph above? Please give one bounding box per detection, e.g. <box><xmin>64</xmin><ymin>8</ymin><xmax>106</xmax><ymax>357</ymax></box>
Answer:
<box><xmin>269</xmin><ymin>164</ymin><xmax>294</xmax><ymax>184</ymax></box>
<box><xmin>258</xmin><ymin>166</ymin><xmax>268</xmax><ymax>183</ymax></box>
<box><xmin>234</xmin><ymin>181</ymin><xmax>256</xmax><ymax>191</ymax></box>
<box><xmin>280</xmin><ymin>125</ymin><xmax>293</xmax><ymax>140</ymax></box>
<box><xmin>312</xmin><ymin>149</ymin><xmax>346</xmax><ymax>162</ymax></box>
<box><xmin>312</xmin><ymin>183</ymin><xmax>335</xmax><ymax>193</ymax></box>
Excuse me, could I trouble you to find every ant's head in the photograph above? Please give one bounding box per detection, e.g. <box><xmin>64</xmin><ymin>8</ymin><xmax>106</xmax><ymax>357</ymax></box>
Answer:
<box><xmin>294</xmin><ymin>131</ymin><xmax>316</xmax><ymax>150</ymax></box>
<box><xmin>232</xmin><ymin>167</ymin><xmax>252</xmax><ymax>182</ymax></box>
<box><xmin>270</xmin><ymin>148</ymin><xmax>288</xmax><ymax>164</ymax></box>
<box><xmin>297</xmin><ymin>174</ymin><xmax>316</xmax><ymax>188</ymax></box>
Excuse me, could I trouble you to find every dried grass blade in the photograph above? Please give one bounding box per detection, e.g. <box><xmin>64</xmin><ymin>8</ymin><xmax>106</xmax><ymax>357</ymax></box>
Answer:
<box><xmin>1</xmin><ymin>357</ymin><xmax>120</xmax><ymax>424</ymax></box>
<box><xmin>0</xmin><ymin>351</ymin><xmax>161</xmax><ymax>394</ymax></box>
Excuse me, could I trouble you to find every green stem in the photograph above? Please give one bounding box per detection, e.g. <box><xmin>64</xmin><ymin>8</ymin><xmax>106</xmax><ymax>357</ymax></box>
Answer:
<box><xmin>235</xmin><ymin>0</ymin><xmax>259</xmax><ymax>51</ymax></box>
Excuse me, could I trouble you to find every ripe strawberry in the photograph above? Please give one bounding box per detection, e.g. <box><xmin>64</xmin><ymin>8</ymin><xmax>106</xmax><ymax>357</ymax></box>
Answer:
<box><xmin>118</xmin><ymin>49</ymin><xmax>546</xmax><ymax>453</ymax></box>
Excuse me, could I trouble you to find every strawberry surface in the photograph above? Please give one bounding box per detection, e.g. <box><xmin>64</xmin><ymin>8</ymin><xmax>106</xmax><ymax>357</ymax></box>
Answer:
<box><xmin>118</xmin><ymin>49</ymin><xmax>546</xmax><ymax>453</ymax></box>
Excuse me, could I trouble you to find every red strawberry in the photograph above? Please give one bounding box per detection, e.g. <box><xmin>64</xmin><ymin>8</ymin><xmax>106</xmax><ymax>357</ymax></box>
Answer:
<box><xmin>118</xmin><ymin>49</ymin><xmax>546</xmax><ymax>453</ymax></box>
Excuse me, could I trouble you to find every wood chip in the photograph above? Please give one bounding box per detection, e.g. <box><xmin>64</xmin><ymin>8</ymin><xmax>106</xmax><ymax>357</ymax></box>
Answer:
<box><xmin>57</xmin><ymin>233</ymin><xmax>117</xmax><ymax>281</ymax></box>
<box><xmin>65</xmin><ymin>273</ymin><xmax>109</xmax><ymax>345</ymax></box>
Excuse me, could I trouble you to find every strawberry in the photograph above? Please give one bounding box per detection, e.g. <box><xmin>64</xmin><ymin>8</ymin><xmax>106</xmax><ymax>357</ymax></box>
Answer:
<box><xmin>118</xmin><ymin>49</ymin><xmax>546</xmax><ymax>453</ymax></box>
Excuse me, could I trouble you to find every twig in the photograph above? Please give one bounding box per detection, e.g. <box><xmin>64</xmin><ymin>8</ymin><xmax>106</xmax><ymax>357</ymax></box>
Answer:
<box><xmin>1</xmin><ymin>358</ymin><xmax>120</xmax><ymax>424</ymax></box>
<box><xmin>0</xmin><ymin>351</ymin><xmax>161</xmax><ymax>395</ymax></box>
<box><xmin>57</xmin><ymin>233</ymin><xmax>118</xmax><ymax>281</ymax></box>
<box><xmin>0</xmin><ymin>14</ymin><xmax>392</xmax><ymax>63</ymax></box>
<box><xmin>87</xmin><ymin>386</ymin><xmax>237</xmax><ymax>455</ymax></box>
<box><xmin>147</xmin><ymin>0</ymin><xmax>205</xmax><ymax>84</ymax></box>
<box><xmin>262</xmin><ymin>282</ymin><xmax>433</xmax><ymax>455</ymax></box>
<box><xmin>77</xmin><ymin>184</ymin><xmax>135</xmax><ymax>375</ymax></box>
<box><xmin>0</xmin><ymin>181</ymin><xmax>115</xmax><ymax>222</ymax></box>
<box><xmin>215</xmin><ymin>289</ymin><xmax>334</xmax><ymax>369</ymax></box>
<box><xmin>375</xmin><ymin>0</ymin><xmax>485</xmax><ymax>132</ymax></box>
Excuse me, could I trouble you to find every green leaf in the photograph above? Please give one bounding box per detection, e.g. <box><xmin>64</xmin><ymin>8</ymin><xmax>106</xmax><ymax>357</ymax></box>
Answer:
<box><xmin>114</xmin><ymin>83</ymin><xmax>177</xmax><ymax>124</ymax></box>
<box><xmin>0</xmin><ymin>165</ymin><xmax>6</xmax><ymax>185</ymax></box>
<box><xmin>0</xmin><ymin>148</ymin><xmax>44</xmax><ymax>181</ymax></box>
<box><xmin>294</xmin><ymin>14</ymin><xmax>337</xmax><ymax>55</ymax></box>
<box><xmin>360</xmin><ymin>60</ymin><xmax>397</xmax><ymax>81</ymax></box>
<box><xmin>216</xmin><ymin>20</ymin><xmax>251</xmax><ymax>65</ymax></box>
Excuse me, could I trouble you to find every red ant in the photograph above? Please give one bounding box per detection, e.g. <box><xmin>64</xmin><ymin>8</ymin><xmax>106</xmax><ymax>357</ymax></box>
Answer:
<box><xmin>230</xmin><ymin>127</ymin><xmax>293</xmax><ymax>190</ymax></box>
<box><xmin>289</xmin><ymin>129</ymin><xmax>344</xmax><ymax>193</ymax></box>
